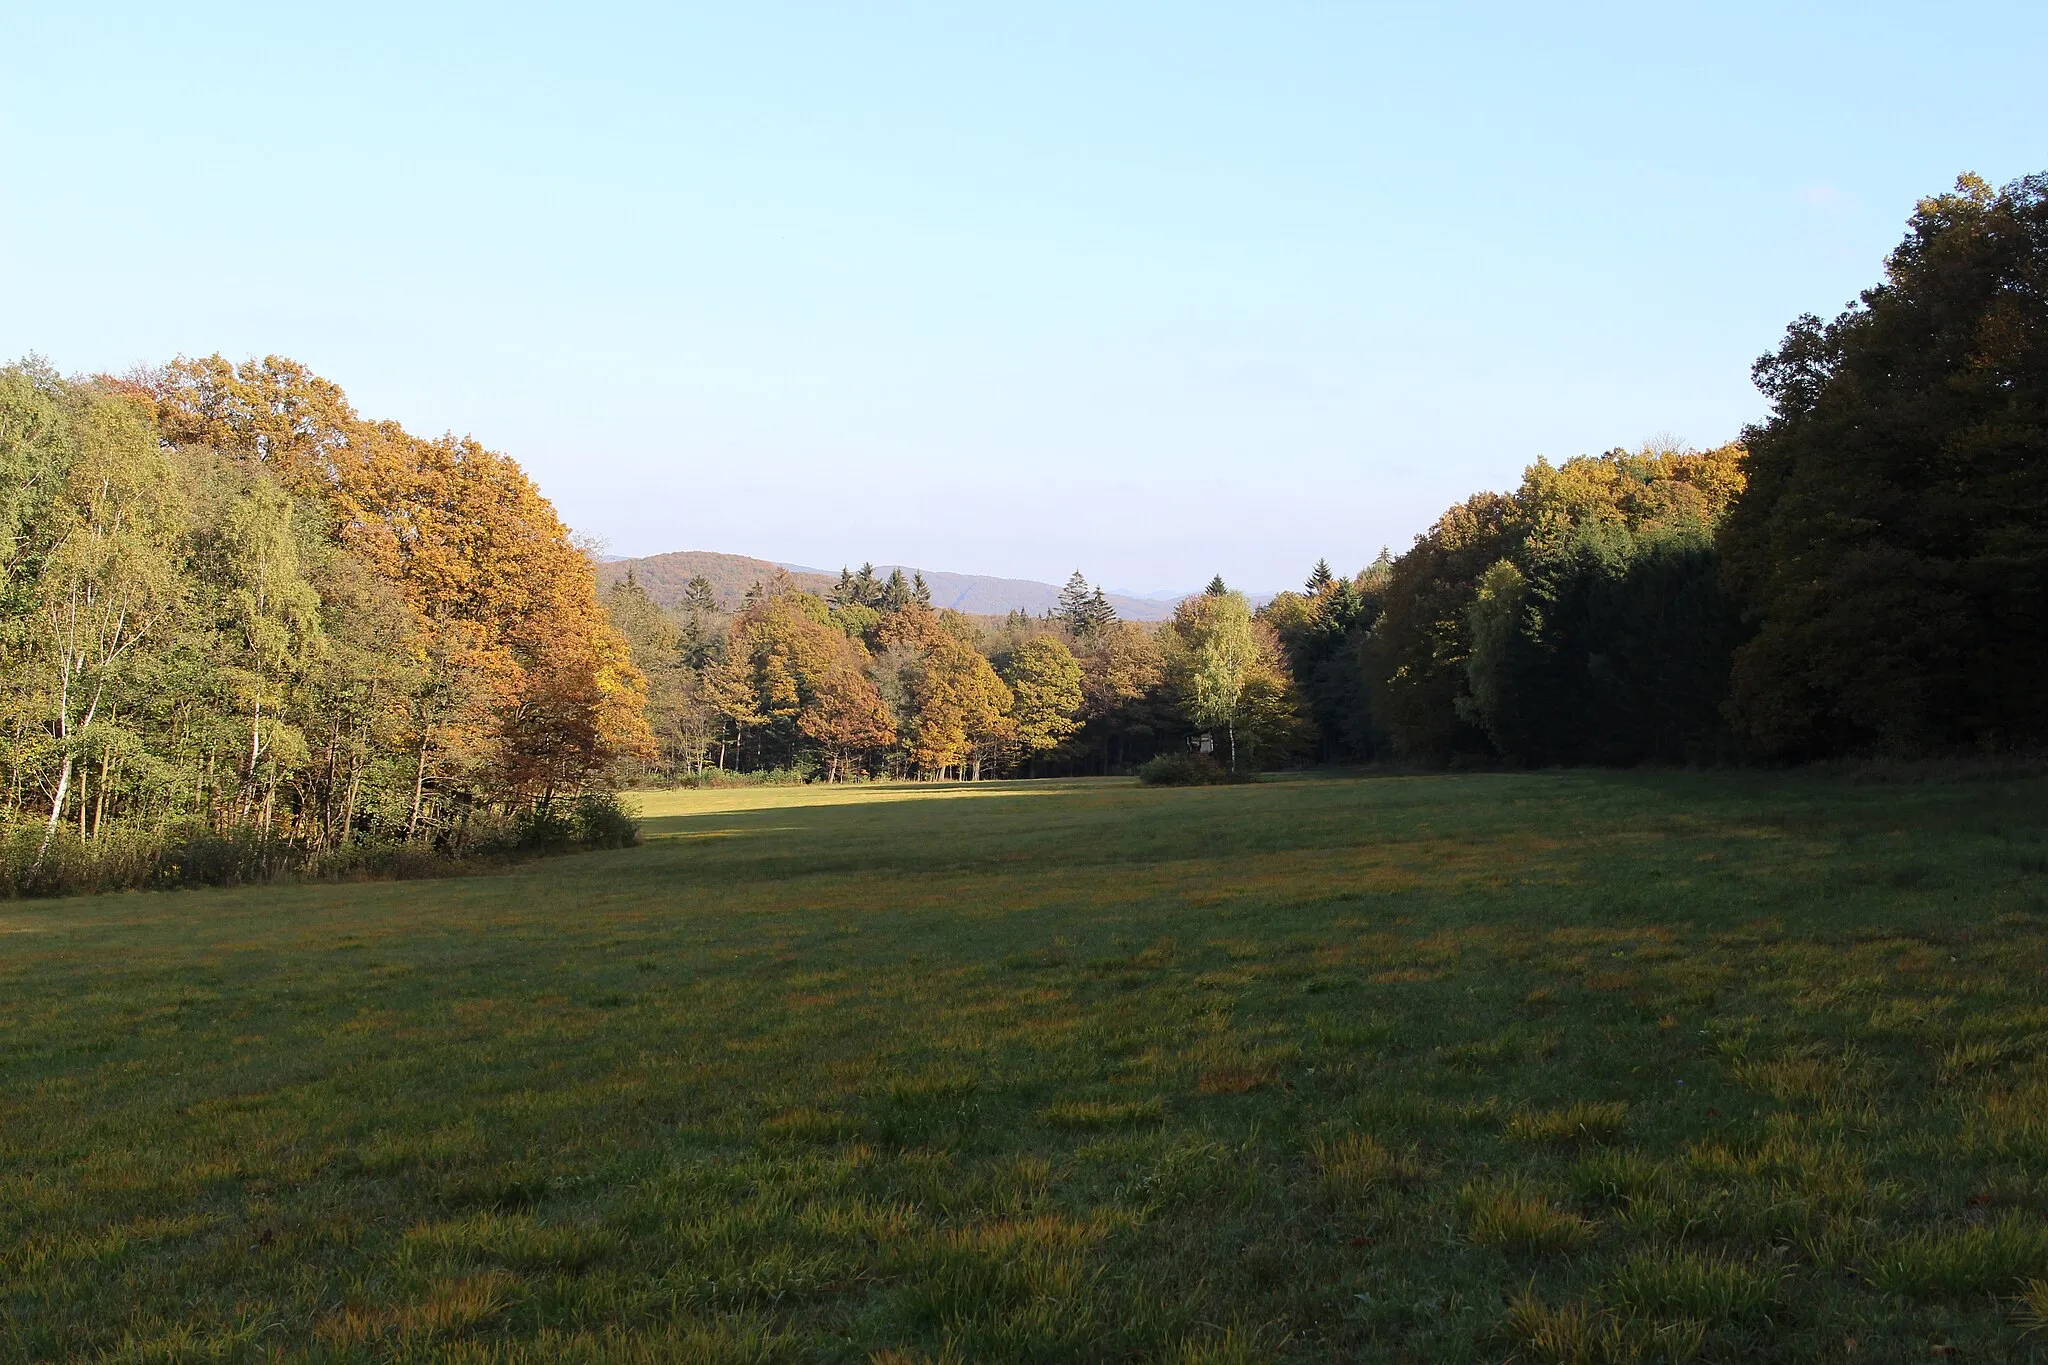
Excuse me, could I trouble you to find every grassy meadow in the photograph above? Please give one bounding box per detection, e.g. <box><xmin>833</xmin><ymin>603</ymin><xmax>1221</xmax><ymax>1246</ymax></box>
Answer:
<box><xmin>6</xmin><ymin>770</ymin><xmax>2048</xmax><ymax>1362</ymax></box>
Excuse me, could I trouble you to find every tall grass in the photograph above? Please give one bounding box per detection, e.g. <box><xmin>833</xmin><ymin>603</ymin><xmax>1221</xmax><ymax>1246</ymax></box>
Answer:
<box><xmin>0</xmin><ymin>791</ymin><xmax>638</xmax><ymax>898</ymax></box>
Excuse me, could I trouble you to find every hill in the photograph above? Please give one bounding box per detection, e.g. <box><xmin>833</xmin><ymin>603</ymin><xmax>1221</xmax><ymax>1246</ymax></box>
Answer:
<box><xmin>598</xmin><ymin>550</ymin><xmax>1182</xmax><ymax>620</ymax></box>
<box><xmin>594</xmin><ymin>551</ymin><xmax>836</xmax><ymax>611</ymax></box>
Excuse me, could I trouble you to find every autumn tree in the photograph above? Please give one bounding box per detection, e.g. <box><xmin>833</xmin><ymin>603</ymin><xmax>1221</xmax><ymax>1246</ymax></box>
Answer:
<box><xmin>719</xmin><ymin>587</ymin><xmax>896</xmax><ymax>778</ymax></box>
<box><xmin>875</xmin><ymin>605</ymin><xmax>1011</xmax><ymax>778</ymax></box>
<box><xmin>1003</xmin><ymin>635</ymin><xmax>1083</xmax><ymax>765</ymax></box>
<box><xmin>1071</xmin><ymin>621</ymin><xmax>1169</xmax><ymax>773</ymax></box>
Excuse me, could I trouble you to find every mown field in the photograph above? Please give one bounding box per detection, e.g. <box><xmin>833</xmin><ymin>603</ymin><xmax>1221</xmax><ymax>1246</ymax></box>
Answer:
<box><xmin>6</xmin><ymin>771</ymin><xmax>2048</xmax><ymax>1363</ymax></box>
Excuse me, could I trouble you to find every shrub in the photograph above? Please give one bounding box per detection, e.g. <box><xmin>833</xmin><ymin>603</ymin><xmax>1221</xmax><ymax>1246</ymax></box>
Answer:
<box><xmin>514</xmin><ymin>803</ymin><xmax>582</xmax><ymax>853</ymax></box>
<box><xmin>573</xmin><ymin>792</ymin><xmax>640</xmax><ymax>849</ymax></box>
<box><xmin>1138</xmin><ymin>753</ymin><xmax>1252</xmax><ymax>787</ymax></box>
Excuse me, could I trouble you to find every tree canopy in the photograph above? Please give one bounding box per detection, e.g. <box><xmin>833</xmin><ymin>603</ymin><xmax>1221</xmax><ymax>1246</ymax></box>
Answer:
<box><xmin>1</xmin><ymin>355</ymin><xmax>650</xmax><ymax>888</ymax></box>
<box><xmin>1719</xmin><ymin>173</ymin><xmax>2048</xmax><ymax>757</ymax></box>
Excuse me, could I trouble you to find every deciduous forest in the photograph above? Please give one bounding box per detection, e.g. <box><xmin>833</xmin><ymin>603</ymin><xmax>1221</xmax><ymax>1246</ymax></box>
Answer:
<box><xmin>3</xmin><ymin>171</ymin><xmax>2042</xmax><ymax>896</ymax></box>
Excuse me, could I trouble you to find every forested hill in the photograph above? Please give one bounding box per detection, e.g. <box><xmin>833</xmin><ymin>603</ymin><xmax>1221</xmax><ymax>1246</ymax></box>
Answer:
<box><xmin>594</xmin><ymin>551</ymin><xmax>835</xmax><ymax>612</ymax></box>
<box><xmin>839</xmin><ymin>567</ymin><xmax>1180</xmax><ymax>621</ymax></box>
<box><xmin>599</xmin><ymin>550</ymin><xmax>1182</xmax><ymax>620</ymax></box>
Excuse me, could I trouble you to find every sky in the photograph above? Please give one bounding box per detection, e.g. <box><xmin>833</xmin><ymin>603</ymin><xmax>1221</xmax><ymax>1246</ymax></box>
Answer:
<box><xmin>4</xmin><ymin>3</ymin><xmax>2045</xmax><ymax>595</ymax></box>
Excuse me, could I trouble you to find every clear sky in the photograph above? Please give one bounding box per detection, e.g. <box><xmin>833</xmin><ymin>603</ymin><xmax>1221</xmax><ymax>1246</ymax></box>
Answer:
<box><xmin>5</xmin><ymin>3</ymin><xmax>2044</xmax><ymax>594</ymax></box>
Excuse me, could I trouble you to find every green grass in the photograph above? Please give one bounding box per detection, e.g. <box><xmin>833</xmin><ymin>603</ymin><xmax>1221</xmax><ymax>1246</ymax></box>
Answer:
<box><xmin>6</xmin><ymin>769</ymin><xmax>2048</xmax><ymax>1361</ymax></box>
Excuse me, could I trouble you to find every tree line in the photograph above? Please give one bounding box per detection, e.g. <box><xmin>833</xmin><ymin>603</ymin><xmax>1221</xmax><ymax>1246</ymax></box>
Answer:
<box><xmin>604</xmin><ymin>563</ymin><xmax>1308</xmax><ymax>784</ymax></box>
<box><xmin>1</xmin><ymin>355</ymin><xmax>651</xmax><ymax>893</ymax></box>
<box><xmin>5</xmin><ymin>169</ymin><xmax>2036</xmax><ymax>894</ymax></box>
<box><xmin>603</xmin><ymin>172</ymin><xmax>2045</xmax><ymax>781</ymax></box>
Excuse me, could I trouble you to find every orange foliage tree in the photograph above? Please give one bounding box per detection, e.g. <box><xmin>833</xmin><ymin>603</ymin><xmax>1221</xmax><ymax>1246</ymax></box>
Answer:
<box><xmin>152</xmin><ymin>356</ymin><xmax>651</xmax><ymax>836</ymax></box>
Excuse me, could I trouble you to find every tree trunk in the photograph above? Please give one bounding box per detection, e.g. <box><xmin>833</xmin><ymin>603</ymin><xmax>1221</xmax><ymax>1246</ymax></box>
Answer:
<box><xmin>1228</xmin><ymin>722</ymin><xmax>1237</xmax><ymax>772</ymax></box>
<box><xmin>341</xmin><ymin>744</ymin><xmax>362</xmax><ymax>846</ymax></box>
<box><xmin>92</xmin><ymin>754</ymin><xmax>111</xmax><ymax>839</ymax></box>
<box><xmin>32</xmin><ymin>753</ymin><xmax>74</xmax><ymax>876</ymax></box>
<box><xmin>406</xmin><ymin>726</ymin><xmax>432</xmax><ymax>839</ymax></box>
<box><xmin>34</xmin><ymin>668</ymin><xmax>106</xmax><ymax>876</ymax></box>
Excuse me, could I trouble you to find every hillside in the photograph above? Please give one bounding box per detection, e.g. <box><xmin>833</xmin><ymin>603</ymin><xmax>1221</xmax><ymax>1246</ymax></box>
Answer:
<box><xmin>598</xmin><ymin>550</ymin><xmax>1182</xmax><ymax>620</ymax></box>
<box><xmin>594</xmin><ymin>551</ymin><xmax>835</xmax><ymax>612</ymax></box>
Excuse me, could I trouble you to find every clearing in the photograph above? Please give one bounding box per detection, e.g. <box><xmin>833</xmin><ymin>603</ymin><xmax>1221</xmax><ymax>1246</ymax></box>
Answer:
<box><xmin>6</xmin><ymin>771</ymin><xmax>2048</xmax><ymax>1362</ymax></box>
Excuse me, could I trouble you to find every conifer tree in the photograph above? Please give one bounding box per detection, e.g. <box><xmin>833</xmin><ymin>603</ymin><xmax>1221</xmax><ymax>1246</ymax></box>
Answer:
<box><xmin>1055</xmin><ymin>571</ymin><xmax>1092</xmax><ymax>630</ymax></box>
<box><xmin>830</xmin><ymin>567</ymin><xmax>859</xmax><ymax>608</ymax></box>
<box><xmin>1082</xmin><ymin>586</ymin><xmax>1117</xmax><ymax>634</ymax></box>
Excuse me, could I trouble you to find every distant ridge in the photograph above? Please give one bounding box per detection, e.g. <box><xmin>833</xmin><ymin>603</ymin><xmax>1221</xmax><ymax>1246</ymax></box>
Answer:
<box><xmin>596</xmin><ymin>550</ymin><xmax>1183</xmax><ymax>620</ymax></box>
<box><xmin>594</xmin><ymin>551</ymin><xmax>833</xmax><ymax>612</ymax></box>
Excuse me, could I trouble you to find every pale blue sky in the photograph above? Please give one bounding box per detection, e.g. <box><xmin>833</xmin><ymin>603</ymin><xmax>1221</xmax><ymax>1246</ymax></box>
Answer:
<box><xmin>5</xmin><ymin>3</ymin><xmax>2043</xmax><ymax>592</ymax></box>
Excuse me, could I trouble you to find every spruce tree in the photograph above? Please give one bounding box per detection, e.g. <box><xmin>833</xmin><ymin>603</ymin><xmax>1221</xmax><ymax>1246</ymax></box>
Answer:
<box><xmin>1205</xmin><ymin>575</ymin><xmax>1228</xmax><ymax>596</ymax></box>
<box><xmin>1083</xmin><ymin>586</ymin><xmax>1117</xmax><ymax>634</ymax></box>
<box><xmin>912</xmin><ymin>572</ymin><xmax>933</xmax><ymax>608</ymax></box>
<box><xmin>1056</xmin><ymin>571</ymin><xmax>1092</xmax><ymax>630</ymax></box>
<box><xmin>1306</xmin><ymin>559</ymin><xmax>1334</xmax><ymax>594</ymax></box>
<box><xmin>852</xmin><ymin>563</ymin><xmax>881</xmax><ymax>608</ymax></box>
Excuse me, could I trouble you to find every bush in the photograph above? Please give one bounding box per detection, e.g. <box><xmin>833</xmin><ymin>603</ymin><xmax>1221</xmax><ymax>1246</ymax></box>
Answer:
<box><xmin>506</xmin><ymin>793</ymin><xmax>641</xmax><ymax>854</ymax></box>
<box><xmin>514</xmin><ymin>802</ymin><xmax>582</xmax><ymax>853</ymax></box>
<box><xmin>1138</xmin><ymin>753</ymin><xmax>1253</xmax><ymax>787</ymax></box>
<box><xmin>572</xmin><ymin>792</ymin><xmax>641</xmax><ymax>849</ymax></box>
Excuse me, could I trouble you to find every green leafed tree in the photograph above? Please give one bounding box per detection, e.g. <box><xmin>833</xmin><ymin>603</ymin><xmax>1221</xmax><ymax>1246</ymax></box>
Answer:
<box><xmin>1171</xmin><ymin>590</ymin><xmax>1258</xmax><ymax>770</ymax></box>
<box><xmin>1719</xmin><ymin>172</ymin><xmax>2048</xmax><ymax>756</ymax></box>
<box><xmin>1003</xmin><ymin>635</ymin><xmax>1084</xmax><ymax>761</ymax></box>
<box><xmin>24</xmin><ymin>383</ymin><xmax>187</xmax><ymax>867</ymax></box>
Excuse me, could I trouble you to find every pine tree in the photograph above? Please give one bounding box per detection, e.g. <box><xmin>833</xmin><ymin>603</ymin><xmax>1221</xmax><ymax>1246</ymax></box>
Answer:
<box><xmin>830</xmin><ymin>567</ymin><xmax>859</xmax><ymax>608</ymax></box>
<box><xmin>1055</xmin><ymin>571</ymin><xmax>1092</xmax><ymax>630</ymax></box>
<box><xmin>1083</xmin><ymin>586</ymin><xmax>1117</xmax><ymax>634</ymax></box>
<box><xmin>912</xmin><ymin>572</ymin><xmax>932</xmax><ymax>608</ymax></box>
<box><xmin>1205</xmin><ymin>575</ymin><xmax>1228</xmax><ymax>597</ymax></box>
<box><xmin>880</xmin><ymin>568</ymin><xmax>912</xmax><ymax>613</ymax></box>
<box><xmin>1306</xmin><ymin>559</ymin><xmax>1334</xmax><ymax>594</ymax></box>
<box><xmin>852</xmin><ymin>563</ymin><xmax>881</xmax><ymax>608</ymax></box>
